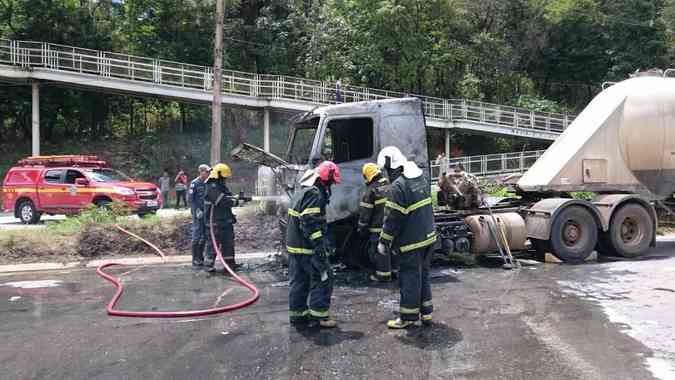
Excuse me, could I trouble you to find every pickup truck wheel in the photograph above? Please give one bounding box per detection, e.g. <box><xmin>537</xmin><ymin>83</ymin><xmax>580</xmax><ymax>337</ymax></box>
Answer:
<box><xmin>607</xmin><ymin>203</ymin><xmax>653</xmax><ymax>258</ymax></box>
<box><xmin>94</xmin><ymin>199</ymin><xmax>111</xmax><ymax>210</ymax></box>
<box><xmin>549</xmin><ymin>206</ymin><xmax>598</xmax><ymax>264</ymax></box>
<box><xmin>18</xmin><ymin>200</ymin><xmax>41</xmax><ymax>224</ymax></box>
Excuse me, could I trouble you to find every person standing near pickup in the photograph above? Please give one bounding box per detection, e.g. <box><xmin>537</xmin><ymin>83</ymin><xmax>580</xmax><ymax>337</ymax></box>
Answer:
<box><xmin>175</xmin><ymin>169</ymin><xmax>188</xmax><ymax>209</ymax></box>
<box><xmin>159</xmin><ymin>171</ymin><xmax>171</xmax><ymax>208</ymax></box>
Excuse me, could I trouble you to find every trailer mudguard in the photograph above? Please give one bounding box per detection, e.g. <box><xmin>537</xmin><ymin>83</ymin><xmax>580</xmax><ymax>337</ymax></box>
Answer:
<box><xmin>525</xmin><ymin>198</ymin><xmax>605</xmax><ymax>241</ymax></box>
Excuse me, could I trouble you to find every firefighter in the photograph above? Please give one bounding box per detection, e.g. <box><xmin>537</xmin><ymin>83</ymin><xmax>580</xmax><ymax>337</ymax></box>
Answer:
<box><xmin>286</xmin><ymin>161</ymin><xmax>341</xmax><ymax>328</ymax></box>
<box><xmin>189</xmin><ymin>164</ymin><xmax>210</xmax><ymax>267</ymax></box>
<box><xmin>377</xmin><ymin>146</ymin><xmax>436</xmax><ymax>329</ymax></box>
<box><xmin>357</xmin><ymin>162</ymin><xmax>393</xmax><ymax>282</ymax></box>
<box><xmin>203</xmin><ymin>163</ymin><xmax>238</xmax><ymax>272</ymax></box>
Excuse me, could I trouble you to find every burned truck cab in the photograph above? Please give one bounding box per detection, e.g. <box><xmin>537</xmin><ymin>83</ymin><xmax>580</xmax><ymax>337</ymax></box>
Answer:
<box><xmin>284</xmin><ymin>98</ymin><xmax>430</xmax><ymax>224</ymax></box>
<box><xmin>280</xmin><ymin>98</ymin><xmax>431</xmax><ymax>264</ymax></box>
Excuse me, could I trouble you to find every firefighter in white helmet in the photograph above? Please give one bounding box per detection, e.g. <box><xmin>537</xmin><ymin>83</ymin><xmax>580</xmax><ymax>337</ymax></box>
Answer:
<box><xmin>377</xmin><ymin>146</ymin><xmax>436</xmax><ymax>329</ymax></box>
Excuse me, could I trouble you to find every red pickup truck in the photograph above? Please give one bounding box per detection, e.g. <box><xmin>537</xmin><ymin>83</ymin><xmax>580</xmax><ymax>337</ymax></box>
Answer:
<box><xmin>1</xmin><ymin>155</ymin><xmax>162</xmax><ymax>224</ymax></box>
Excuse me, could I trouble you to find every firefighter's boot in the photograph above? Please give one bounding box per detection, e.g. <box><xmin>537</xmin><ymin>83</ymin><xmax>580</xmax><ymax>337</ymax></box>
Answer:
<box><xmin>421</xmin><ymin>314</ymin><xmax>433</xmax><ymax>327</ymax></box>
<box><xmin>387</xmin><ymin>318</ymin><xmax>414</xmax><ymax>329</ymax></box>
<box><xmin>319</xmin><ymin>318</ymin><xmax>338</xmax><ymax>329</ymax></box>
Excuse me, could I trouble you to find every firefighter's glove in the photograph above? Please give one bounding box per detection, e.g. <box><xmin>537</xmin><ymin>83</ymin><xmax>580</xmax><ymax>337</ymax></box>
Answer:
<box><xmin>231</xmin><ymin>214</ymin><xmax>237</xmax><ymax>225</ymax></box>
<box><xmin>312</xmin><ymin>246</ymin><xmax>330</xmax><ymax>280</ymax></box>
<box><xmin>377</xmin><ymin>242</ymin><xmax>387</xmax><ymax>256</ymax></box>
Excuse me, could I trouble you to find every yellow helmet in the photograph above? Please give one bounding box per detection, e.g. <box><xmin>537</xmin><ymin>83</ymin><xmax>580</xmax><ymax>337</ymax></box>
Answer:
<box><xmin>209</xmin><ymin>163</ymin><xmax>232</xmax><ymax>179</ymax></box>
<box><xmin>362</xmin><ymin>163</ymin><xmax>381</xmax><ymax>183</ymax></box>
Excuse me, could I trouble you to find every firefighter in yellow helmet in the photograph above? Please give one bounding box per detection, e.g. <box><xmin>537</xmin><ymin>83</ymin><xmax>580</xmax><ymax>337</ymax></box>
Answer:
<box><xmin>357</xmin><ymin>163</ymin><xmax>393</xmax><ymax>282</ymax></box>
<box><xmin>203</xmin><ymin>163</ymin><xmax>238</xmax><ymax>272</ymax></box>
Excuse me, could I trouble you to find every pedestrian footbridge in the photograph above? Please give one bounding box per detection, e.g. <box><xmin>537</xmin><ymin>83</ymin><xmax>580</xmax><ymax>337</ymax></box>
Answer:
<box><xmin>0</xmin><ymin>39</ymin><xmax>574</xmax><ymax>155</ymax></box>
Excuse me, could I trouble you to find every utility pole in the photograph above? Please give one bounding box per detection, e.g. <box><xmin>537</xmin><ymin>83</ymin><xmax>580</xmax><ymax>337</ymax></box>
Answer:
<box><xmin>210</xmin><ymin>0</ymin><xmax>224</xmax><ymax>165</ymax></box>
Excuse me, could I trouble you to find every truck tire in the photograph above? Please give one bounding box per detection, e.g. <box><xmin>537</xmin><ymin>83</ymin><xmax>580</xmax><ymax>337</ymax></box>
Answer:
<box><xmin>94</xmin><ymin>199</ymin><xmax>111</xmax><ymax>210</ymax></box>
<box><xmin>607</xmin><ymin>203</ymin><xmax>653</xmax><ymax>258</ymax></box>
<box><xmin>549</xmin><ymin>206</ymin><xmax>598</xmax><ymax>264</ymax></box>
<box><xmin>18</xmin><ymin>200</ymin><xmax>41</xmax><ymax>224</ymax></box>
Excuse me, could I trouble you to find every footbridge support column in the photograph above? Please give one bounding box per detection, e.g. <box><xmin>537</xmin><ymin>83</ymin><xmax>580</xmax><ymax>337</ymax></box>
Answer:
<box><xmin>32</xmin><ymin>81</ymin><xmax>40</xmax><ymax>156</ymax></box>
<box><xmin>263</xmin><ymin>107</ymin><xmax>271</xmax><ymax>152</ymax></box>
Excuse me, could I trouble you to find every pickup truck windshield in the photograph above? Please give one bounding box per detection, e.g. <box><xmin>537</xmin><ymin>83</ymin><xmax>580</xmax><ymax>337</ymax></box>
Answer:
<box><xmin>287</xmin><ymin>117</ymin><xmax>319</xmax><ymax>164</ymax></box>
<box><xmin>87</xmin><ymin>169</ymin><xmax>132</xmax><ymax>182</ymax></box>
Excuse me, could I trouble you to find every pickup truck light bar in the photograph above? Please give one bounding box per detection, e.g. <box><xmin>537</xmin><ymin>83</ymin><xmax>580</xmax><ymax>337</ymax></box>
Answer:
<box><xmin>17</xmin><ymin>155</ymin><xmax>108</xmax><ymax>168</ymax></box>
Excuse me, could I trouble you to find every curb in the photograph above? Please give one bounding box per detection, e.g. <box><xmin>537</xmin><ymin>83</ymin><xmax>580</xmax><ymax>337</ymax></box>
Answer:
<box><xmin>0</xmin><ymin>251</ymin><xmax>276</xmax><ymax>274</ymax></box>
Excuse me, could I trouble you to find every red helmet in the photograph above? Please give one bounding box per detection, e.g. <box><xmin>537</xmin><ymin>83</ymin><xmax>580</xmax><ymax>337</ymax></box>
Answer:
<box><xmin>317</xmin><ymin>161</ymin><xmax>341</xmax><ymax>185</ymax></box>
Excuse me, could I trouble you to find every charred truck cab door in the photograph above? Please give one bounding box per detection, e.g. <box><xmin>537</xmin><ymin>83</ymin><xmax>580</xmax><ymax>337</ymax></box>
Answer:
<box><xmin>313</xmin><ymin>112</ymin><xmax>378</xmax><ymax>223</ymax></box>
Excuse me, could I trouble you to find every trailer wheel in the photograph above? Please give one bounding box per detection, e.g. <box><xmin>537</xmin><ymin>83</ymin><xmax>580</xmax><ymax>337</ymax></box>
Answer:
<box><xmin>607</xmin><ymin>203</ymin><xmax>653</xmax><ymax>258</ymax></box>
<box><xmin>549</xmin><ymin>206</ymin><xmax>598</xmax><ymax>264</ymax></box>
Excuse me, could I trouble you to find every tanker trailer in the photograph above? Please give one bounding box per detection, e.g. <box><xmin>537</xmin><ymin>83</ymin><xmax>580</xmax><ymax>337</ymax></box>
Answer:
<box><xmin>516</xmin><ymin>76</ymin><xmax>675</xmax><ymax>263</ymax></box>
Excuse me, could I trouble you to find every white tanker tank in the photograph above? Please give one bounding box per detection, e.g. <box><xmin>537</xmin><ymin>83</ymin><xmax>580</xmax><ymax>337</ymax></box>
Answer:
<box><xmin>515</xmin><ymin>77</ymin><xmax>670</xmax><ymax>263</ymax></box>
<box><xmin>518</xmin><ymin>76</ymin><xmax>675</xmax><ymax>198</ymax></box>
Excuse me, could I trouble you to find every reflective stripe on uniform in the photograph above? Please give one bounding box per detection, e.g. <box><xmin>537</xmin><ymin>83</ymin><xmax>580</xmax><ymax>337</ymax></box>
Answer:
<box><xmin>288</xmin><ymin>207</ymin><xmax>322</xmax><ymax>217</ymax></box>
<box><xmin>399</xmin><ymin>233</ymin><xmax>437</xmax><ymax>253</ymax></box>
<box><xmin>374</xmin><ymin>198</ymin><xmax>387</xmax><ymax>205</ymax></box>
<box><xmin>385</xmin><ymin>197</ymin><xmax>432</xmax><ymax>215</ymax></box>
<box><xmin>287</xmin><ymin>246</ymin><xmax>313</xmax><ymax>254</ymax></box>
<box><xmin>376</xmin><ymin>271</ymin><xmax>391</xmax><ymax>277</ymax></box>
<box><xmin>289</xmin><ymin>309</ymin><xmax>309</xmax><ymax>317</ymax></box>
<box><xmin>360</xmin><ymin>202</ymin><xmax>374</xmax><ymax>209</ymax></box>
<box><xmin>309</xmin><ymin>309</ymin><xmax>329</xmax><ymax>318</ymax></box>
<box><xmin>407</xmin><ymin>197</ymin><xmax>432</xmax><ymax>213</ymax></box>
<box><xmin>422</xmin><ymin>300</ymin><xmax>433</xmax><ymax>307</ymax></box>
<box><xmin>369</xmin><ymin>227</ymin><xmax>382</xmax><ymax>233</ymax></box>
<box><xmin>310</xmin><ymin>230</ymin><xmax>323</xmax><ymax>240</ymax></box>
<box><xmin>400</xmin><ymin>306</ymin><xmax>419</xmax><ymax>314</ymax></box>
<box><xmin>385</xmin><ymin>201</ymin><xmax>407</xmax><ymax>214</ymax></box>
<box><xmin>380</xmin><ymin>232</ymin><xmax>394</xmax><ymax>241</ymax></box>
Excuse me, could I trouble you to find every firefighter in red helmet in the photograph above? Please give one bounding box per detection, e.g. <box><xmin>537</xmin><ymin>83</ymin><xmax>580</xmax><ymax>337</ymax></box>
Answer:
<box><xmin>286</xmin><ymin>161</ymin><xmax>341</xmax><ymax>328</ymax></box>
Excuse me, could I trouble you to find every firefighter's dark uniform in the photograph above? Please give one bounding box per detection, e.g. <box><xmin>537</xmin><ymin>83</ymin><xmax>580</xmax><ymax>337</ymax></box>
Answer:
<box><xmin>203</xmin><ymin>179</ymin><xmax>237</xmax><ymax>268</ymax></box>
<box><xmin>286</xmin><ymin>185</ymin><xmax>333</xmax><ymax>322</ymax></box>
<box><xmin>189</xmin><ymin>176</ymin><xmax>207</xmax><ymax>266</ymax></box>
<box><xmin>358</xmin><ymin>174</ymin><xmax>394</xmax><ymax>280</ymax></box>
<box><xmin>379</xmin><ymin>174</ymin><xmax>436</xmax><ymax>322</ymax></box>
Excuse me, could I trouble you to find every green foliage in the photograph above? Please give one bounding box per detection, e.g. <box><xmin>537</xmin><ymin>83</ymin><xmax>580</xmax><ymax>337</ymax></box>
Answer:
<box><xmin>484</xmin><ymin>185</ymin><xmax>517</xmax><ymax>198</ymax></box>
<box><xmin>47</xmin><ymin>201</ymin><xmax>132</xmax><ymax>236</ymax></box>
<box><xmin>1</xmin><ymin>0</ymin><xmax>674</xmax><ymax>164</ymax></box>
<box><xmin>571</xmin><ymin>191</ymin><xmax>595</xmax><ymax>201</ymax></box>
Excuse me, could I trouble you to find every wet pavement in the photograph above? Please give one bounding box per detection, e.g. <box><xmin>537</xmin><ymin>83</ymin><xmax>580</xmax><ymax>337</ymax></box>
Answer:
<box><xmin>1</xmin><ymin>243</ymin><xmax>675</xmax><ymax>380</ymax></box>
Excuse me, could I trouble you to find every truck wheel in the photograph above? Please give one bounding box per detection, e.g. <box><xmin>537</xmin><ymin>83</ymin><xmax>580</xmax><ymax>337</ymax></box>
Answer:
<box><xmin>18</xmin><ymin>200</ymin><xmax>41</xmax><ymax>224</ymax></box>
<box><xmin>549</xmin><ymin>206</ymin><xmax>598</xmax><ymax>264</ymax></box>
<box><xmin>94</xmin><ymin>199</ymin><xmax>111</xmax><ymax>210</ymax></box>
<box><xmin>607</xmin><ymin>203</ymin><xmax>653</xmax><ymax>258</ymax></box>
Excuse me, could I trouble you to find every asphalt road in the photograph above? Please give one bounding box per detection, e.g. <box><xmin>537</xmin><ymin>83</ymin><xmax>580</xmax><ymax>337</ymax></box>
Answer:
<box><xmin>1</xmin><ymin>243</ymin><xmax>675</xmax><ymax>379</ymax></box>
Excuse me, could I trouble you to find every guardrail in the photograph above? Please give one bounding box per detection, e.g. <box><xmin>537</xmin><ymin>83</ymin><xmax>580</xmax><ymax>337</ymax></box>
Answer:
<box><xmin>430</xmin><ymin>150</ymin><xmax>545</xmax><ymax>181</ymax></box>
<box><xmin>0</xmin><ymin>39</ymin><xmax>574</xmax><ymax>134</ymax></box>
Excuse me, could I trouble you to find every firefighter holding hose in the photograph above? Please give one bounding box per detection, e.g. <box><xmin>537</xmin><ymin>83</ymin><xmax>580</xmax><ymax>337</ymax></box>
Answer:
<box><xmin>377</xmin><ymin>147</ymin><xmax>436</xmax><ymax>329</ymax></box>
<box><xmin>357</xmin><ymin>163</ymin><xmax>394</xmax><ymax>282</ymax></box>
<box><xmin>203</xmin><ymin>163</ymin><xmax>239</xmax><ymax>272</ymax></box>
<box><xmin>286</xmin><ymin>161</ymin><xmax>341</xmax><ymax>328</ymax></box>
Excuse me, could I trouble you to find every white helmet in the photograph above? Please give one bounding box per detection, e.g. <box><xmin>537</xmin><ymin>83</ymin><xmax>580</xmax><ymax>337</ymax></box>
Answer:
<box><xmin>377</xmin><ymin>146</ymin><xmax>407</xmax><ymax>170</ymax></box>
<box><xmin>403</xmin><ymin>161</ymin><xmax>423</xmax><ymax>179</ymax></box>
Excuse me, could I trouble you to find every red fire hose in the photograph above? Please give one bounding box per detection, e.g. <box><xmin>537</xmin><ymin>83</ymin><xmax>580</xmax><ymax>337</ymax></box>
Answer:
<box><xmin>96</xmin><ymin>208</ymin><xmax>260</xmax><ymax>318</ymax></box>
